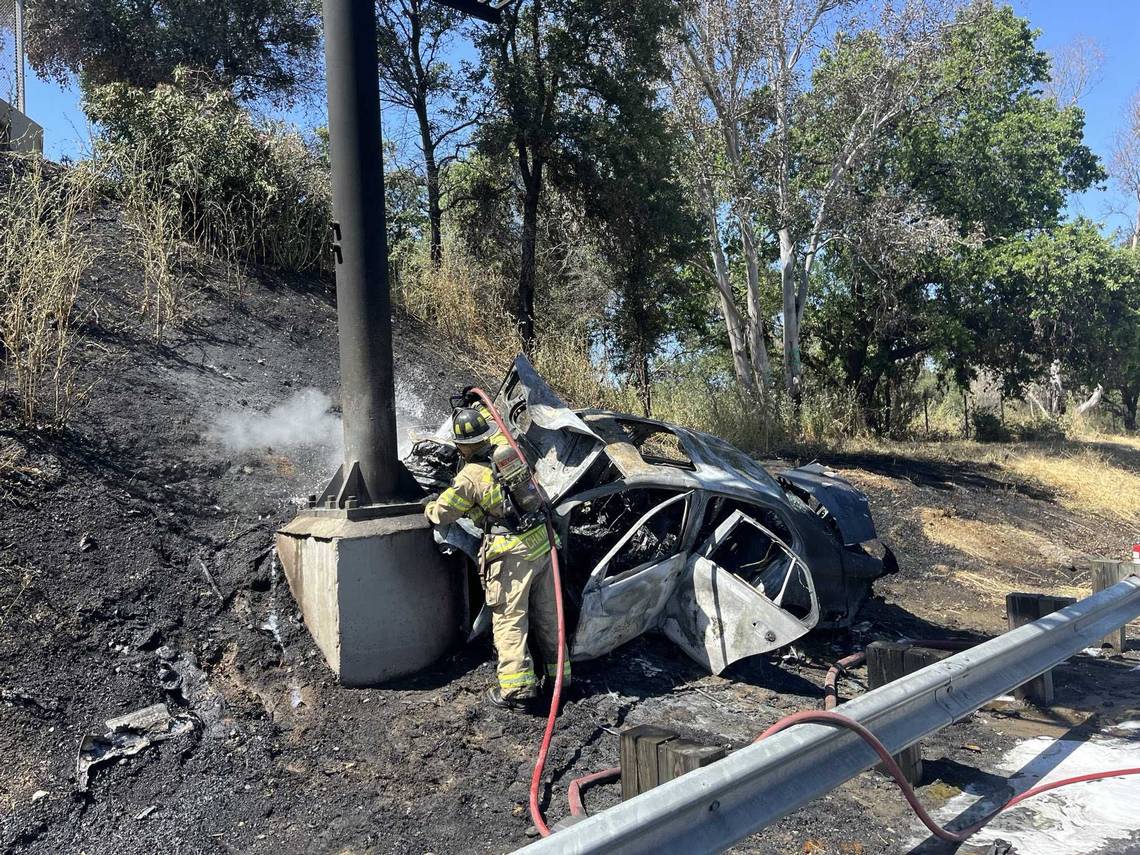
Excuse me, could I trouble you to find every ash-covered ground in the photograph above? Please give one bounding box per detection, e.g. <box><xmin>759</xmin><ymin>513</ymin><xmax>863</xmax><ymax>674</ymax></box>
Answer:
<box><xmin>1</xmin><ymin>196</ymin><xmax>1137</xmax><ymax>855</ymax></box>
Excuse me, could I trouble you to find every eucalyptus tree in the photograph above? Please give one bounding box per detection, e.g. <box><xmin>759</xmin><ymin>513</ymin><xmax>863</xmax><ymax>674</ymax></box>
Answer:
<box><xmin>474</xmin><ymin>0</ymin><xmax>683</xmax><ymax>349</ymax></box>
<box><xmin>376</xmin><ymin>0</ymin><xmax>476</xmax><ymax>265</ymax></box>
<box><xmin>672</xmin><ymin>0</ymin><xmax>957</xmax><ymax>405</ymax></box>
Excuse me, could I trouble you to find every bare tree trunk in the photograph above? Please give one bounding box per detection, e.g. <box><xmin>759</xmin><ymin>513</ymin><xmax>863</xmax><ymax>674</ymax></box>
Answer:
<box><xmin>638</xmin><ymin>350</ymin><xmax>652</xmax><ymax>417</ymax></box>
<box><xmin>739</xmin><ymin>219</ymin><xmax>771</xmax><ymax>395</ymax></box>
<box><xmin>1048</xmin><ymin>359</ymin><xmax>1065</xmax><ymax>415</ymax></box>
<box><xmin>415</xmin><ymin>102</ymin><xmax>443</xmax><ymax>266</ymax></box>
<box><xmin>1122</xmin><ymin>385</ymin><xmax>1139</xmax><ymax>431</ymax></box>
<box><xmin>699</xmin><ymin>181</ymin><xmax>757</xmax><ymax>397</ymax></box>
<box><xmin>517</xmin><ymin>146</ymin><xmax>542</xmax><ymax>351</ymax></box>
<box><xmin>1027</xmin><ymin>390</ymin><xmax>1050</xmax><ymax>419</ymax></box>
<box><xmin>1075</xmin><ymin>383</ymin><xmax>1104</xmax><ymax>415</ymax></box>
<box><xmin>778</xmin><ymin>228</ymin><xmax>801</xmax><ymax>405</ymax></box>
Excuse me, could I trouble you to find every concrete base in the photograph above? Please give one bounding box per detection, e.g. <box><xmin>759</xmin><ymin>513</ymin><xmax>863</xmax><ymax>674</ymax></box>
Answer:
<box><xmin>276</xmin><ymin>509</ymin><xmax>461</xmax><ymax>686</ymax></box>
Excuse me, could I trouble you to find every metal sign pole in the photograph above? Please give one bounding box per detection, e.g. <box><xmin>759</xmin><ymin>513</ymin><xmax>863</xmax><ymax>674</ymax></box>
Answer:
<box><xmin>14</xmin><ymin>0</ymin><xmax>24</xmax><ymax>113</ymax></box>
<box><xmin>322</xmin><ymin>0</ymin><xmax>400</xmax><ymax>506</ymax></box>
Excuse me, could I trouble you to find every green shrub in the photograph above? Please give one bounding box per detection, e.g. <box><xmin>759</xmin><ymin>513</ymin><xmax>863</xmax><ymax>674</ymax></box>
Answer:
<box><xmin>972</xmin><ymin>411</ymin><xmax>1010</xmax><ymax>442</ymax></box>
<box><xmin>85</xmin><ymin>68</ymin><xmax>330</xmax><ymax>276</ymax></box>
<box><xmin>1011</xmin><ymin>416</ymin><xmax>1066</xmax><ymax>442</ymax></box>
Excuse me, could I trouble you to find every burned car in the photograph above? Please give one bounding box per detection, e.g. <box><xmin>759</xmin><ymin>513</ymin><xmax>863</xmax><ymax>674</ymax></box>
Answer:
<box><xmin>406</xmin><ymin>357</ymin><xmax>896</xmax><ymax>674</ymax></box>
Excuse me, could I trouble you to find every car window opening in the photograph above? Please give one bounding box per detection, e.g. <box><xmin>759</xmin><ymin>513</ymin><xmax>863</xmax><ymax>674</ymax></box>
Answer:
<box><xmin>695</xmin><ymin>496</ymin><xmax>792</xmax><ymax>547</ymax></box>
<box><xmin>708</xmin><ymin>522</ymin><xmax>814</xmax><ymax>620</ymax></box>
<box><xmin>566</xmin><ymin>489</ymin><xmax>687</xmax><ymax>582</ymax></box>
<box><xmin>615</xmin><ymin>420</ymin><xmax>695</xmax><ymax>469</ymax></box>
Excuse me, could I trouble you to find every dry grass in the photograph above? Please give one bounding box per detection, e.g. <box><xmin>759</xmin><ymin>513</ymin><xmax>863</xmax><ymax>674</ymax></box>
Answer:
<box><xmin>0</xmin><ymin>157</ymin><xmax>95</xmax><ymax>426</ymax></box>
<box><xmin>842</xmin><ymin>435</ymin><xmax>1140</xmax><ymax>523</ymax></box>
<box><xmin>946</xmin><ymin>569</ymin><xmax>1089</xmax><ymax>605</ymax></box>
<box><xmin>113</xmin><ymin>148</ymin><xmax>193</xmax><ymax>340</ymax></box>
<box><xmin>918</xmin><ymin>507</ymin><xmax>1072</xmax><ymax>567</ymax></box>
<box><xmin>1006</xmin><ymin>449</ymin><xmax>1140</xmax><ymax>523</ymax></box>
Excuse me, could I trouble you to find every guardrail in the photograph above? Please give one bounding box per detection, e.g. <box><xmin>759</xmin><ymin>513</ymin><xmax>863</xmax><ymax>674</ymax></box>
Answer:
<box><xmin>517</xmin><ymin>574</ymin><xmax>1140</xmax><ymax>855</ymax></box>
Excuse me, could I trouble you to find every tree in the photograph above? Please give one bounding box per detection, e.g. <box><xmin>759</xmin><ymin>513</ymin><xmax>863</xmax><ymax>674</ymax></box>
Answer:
<box><xmin>376</xmin><ymin>0</ymin><xmax>477</xmax><ymax>265</ymax></box>
<box><xmin>979</xmin><ymin>221</ymin><xmax>1140</xmax><ymax>426</ymax></box>
<box><xmin>1113</xmin><ymin>90</ymin><xmax>1140</xmax><ymax>251</ymax></box>
<box><xmin>673</xmin><ymin>0</ymin><xmax>957</xmax><ymax>405</ymax></box>
<box><xmin>807</xmin><ymin>3</ymin><xmax>1102</xmax><ymax>427</ymax></box>
<box><xmin>569</xmin><ymin>97</ymin><xmax>703</xmax><ymax>414</ymax></box>
<box><xmin>474</xmin><ymin>0</ymin><xmax>682</xmax><ymax>349</ymax></box>
<box><xmin>669</xmin><ymin>0</ymin><xmax>775</xmax><ymax>399</ymax></box>
<box><xmin>1044</xmin><ymin>34</ymin><xmax>1104</xmax><ymax>107</ymax></box>
<box><xmin>24</xmin><ymin>0</ymin><xmax>321</xmax><ymax>101</ymax></box>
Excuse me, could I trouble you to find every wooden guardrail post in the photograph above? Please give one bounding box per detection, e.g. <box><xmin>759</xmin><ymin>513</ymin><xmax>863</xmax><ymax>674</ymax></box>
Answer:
<box><xmin>620</xmin><ymin>725</ymin><xmax>677</xmax><ymax>800</ymax></box>
<box><xmin>619</xmin><ymin>725</ymin><xmax>725</xmax><ymax>799</ymax></box>
<box><xmin>1091</xmin><ymin>559</ymin><xmax>1130</xmax><ymax>655</ymax></box>
<box><xmin>1005</xmin><ymin>592</ymin><xmax>1077</xmax><ymax>704</ymax></box>
<box><xmin>657</xmin><ymin>740</ymin><xmax>725</xmax><ymax>785</ymax></box>
<box><xmin>866</xmin><ymin>641</ymin><xmax>952</xmax><ymax>785</ymax></box>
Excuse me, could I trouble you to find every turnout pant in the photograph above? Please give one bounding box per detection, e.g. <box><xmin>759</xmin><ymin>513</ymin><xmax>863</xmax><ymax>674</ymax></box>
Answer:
<box><xmin>484</xmin><ymin>552</ymin><xmax>571</xmax><ymax>699</ymax></box>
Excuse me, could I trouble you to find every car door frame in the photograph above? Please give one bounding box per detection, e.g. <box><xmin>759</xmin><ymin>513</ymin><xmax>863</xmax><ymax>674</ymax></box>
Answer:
<box><xmin>662</xmin><ymin>507</ymin><xmax>820</xmax><ymax>674</ymax></box>
<box><xmin>569</xmin><ymin>489</ymin><xmax>694</xmax><ymax>661</ymax></box>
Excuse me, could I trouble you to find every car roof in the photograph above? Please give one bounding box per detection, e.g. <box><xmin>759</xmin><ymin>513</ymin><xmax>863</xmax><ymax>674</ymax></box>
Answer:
<box><xmin>576</xmin><ymin>410</ymin><xmax>786</xmax><ymax>505</ymax></box>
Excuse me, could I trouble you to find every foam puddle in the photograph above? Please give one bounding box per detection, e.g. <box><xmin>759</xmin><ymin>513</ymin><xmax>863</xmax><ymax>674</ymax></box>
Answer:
<box><xmin>910</xmin><ymin>730</ymin><xmax>1140</xmax><ymax>853</ymax></box>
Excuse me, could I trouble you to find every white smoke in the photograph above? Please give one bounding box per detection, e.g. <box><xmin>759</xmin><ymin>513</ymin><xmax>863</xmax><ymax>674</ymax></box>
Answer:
<box><xmin>212</xmin><ymin>388</ymin><xmax>343</xmax><ymax>455</ymax></box>
<box><xmin>394</xmin><ymin>377</ymin><xmax>433</xmax><ymax>457</ymax></box>
<box><xmin>212</xmin><ymin>383</ymin><xmax>436</xmax><ymax>464</ymax></box>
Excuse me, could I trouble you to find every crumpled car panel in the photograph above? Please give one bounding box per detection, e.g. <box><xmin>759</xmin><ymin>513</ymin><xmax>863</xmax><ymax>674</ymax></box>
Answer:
<box><xmin>660</xmin><ymin>510</ymin><xmax>819</xmax><ymax>674</ymax></box>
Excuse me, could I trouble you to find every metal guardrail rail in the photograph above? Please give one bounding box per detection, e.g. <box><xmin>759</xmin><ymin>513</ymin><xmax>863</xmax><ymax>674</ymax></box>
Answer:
<box><xmin>518</xmin><ymin>574</ymin><xmax>1140</xmax><ymax>855</ymax></box>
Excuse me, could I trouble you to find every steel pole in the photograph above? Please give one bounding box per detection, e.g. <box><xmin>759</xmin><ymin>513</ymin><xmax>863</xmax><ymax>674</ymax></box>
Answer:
<box><xmin>517</xmin><ymin>575</ymin><xmax>1140</xmax><ymax>854</ymax></box>
<box><xmin>14</xmin><ymin>0</ymin><xmax>25</xmax><ymax>113</ymax></box>
<box><xmin>322</xmin><ymin>0</ymin><xmax>400</xmax><ymax>504</ymax></box>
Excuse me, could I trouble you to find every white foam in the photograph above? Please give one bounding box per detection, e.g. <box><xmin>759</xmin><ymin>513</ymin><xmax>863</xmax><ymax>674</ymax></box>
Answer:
<box><xmin>911</xmin><ymin>735</ymin><xmax>1140</xmax><ymax>853</ymax></box>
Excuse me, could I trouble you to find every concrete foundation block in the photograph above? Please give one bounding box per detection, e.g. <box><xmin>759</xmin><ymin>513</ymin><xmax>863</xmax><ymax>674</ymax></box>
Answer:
<box><xmin>276</xmin><ymin>510</ymin><xmax>462</xmax><ymax>686</ymax></box>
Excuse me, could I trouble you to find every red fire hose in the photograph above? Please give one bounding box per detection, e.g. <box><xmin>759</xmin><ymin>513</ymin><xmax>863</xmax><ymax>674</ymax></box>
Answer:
<box><xmin>466</xmin><ymin>387</ymin><xmax>566</xmax><ymax>838</ymax></box>
<box><xmin>755</xmin><ymin>710</ymin><xmax>1140</xmax><ymax>844</ymax></box>
<box><xmin>823</xmin><ymin>639</ymin><xmax>975</xmax><ymax>710</ymax></box>
<box><xmin>565</xmin><ymin>637</ymin><xmax>1140</xmax><ymax>842</ymax></box>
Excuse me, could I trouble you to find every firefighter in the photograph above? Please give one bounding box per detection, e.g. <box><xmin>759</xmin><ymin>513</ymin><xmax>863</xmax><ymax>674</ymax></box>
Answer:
<box><xmin>425</xmin><ymin>407</ymin><xmax>570</xmax><ymax>710</ymax></box>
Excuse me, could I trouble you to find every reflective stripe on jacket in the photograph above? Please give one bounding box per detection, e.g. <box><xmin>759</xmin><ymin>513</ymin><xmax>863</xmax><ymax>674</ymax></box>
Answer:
<box><xmin>424</xmin><ymin>460</ymin><xmax>552</xmax><ymax>561</ymax></box>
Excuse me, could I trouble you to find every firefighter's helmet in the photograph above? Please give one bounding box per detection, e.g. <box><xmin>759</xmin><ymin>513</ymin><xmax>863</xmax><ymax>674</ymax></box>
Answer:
<box><xmin>451</xmin><ymin>407</ymin><xmax>498</xmax><ymax>445</ymax></box>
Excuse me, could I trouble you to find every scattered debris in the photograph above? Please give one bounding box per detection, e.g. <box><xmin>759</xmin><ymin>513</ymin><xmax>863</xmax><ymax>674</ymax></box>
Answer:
<box><xmin>132</xmin><ymin>625</ymin><xmax>163</xmax><ymax>651</ymax></box>
<box><xmin>1</xmin><ymin>687</ymin><xmax>60</xmax><ymax>716</ymax></box>
<box><xmin>76</xmin><ymin>703</ymin><xmax>198</xmax><ymax>792</ymax></box>
<box><xmin>196</xmin><ymin>557</ymin><xmax>225</xmax><ymax>603</ymax></box>
<box><xmin>154</xmin><ymin>646</ymin><xmax>225</xmax><ymax>732</ymax></box>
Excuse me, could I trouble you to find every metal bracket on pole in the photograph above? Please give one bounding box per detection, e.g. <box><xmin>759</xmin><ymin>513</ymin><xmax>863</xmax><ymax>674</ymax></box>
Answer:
<box><xmin>431</xmin><ymin>0</ymin><xmax>519</xmax><ymax>24</ymax></box>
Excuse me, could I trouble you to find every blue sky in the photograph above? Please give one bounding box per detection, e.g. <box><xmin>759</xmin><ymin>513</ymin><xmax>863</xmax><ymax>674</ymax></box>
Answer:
<box><xmin>1012</xmin><ymin>0</ymin><xmax>1140</xmax><ymax>236</ymax></box>
<box><xmin>13</xmin><ymin>0</ymin><xmax>1140</xmax><ymax>234</ymax></box>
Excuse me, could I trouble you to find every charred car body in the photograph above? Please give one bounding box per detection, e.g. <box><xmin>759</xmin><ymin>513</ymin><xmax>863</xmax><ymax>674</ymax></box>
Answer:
<box><xmin>406</xmin><ymin>357</ymin><xmax>896</xmax><ymax>675</ymax></box>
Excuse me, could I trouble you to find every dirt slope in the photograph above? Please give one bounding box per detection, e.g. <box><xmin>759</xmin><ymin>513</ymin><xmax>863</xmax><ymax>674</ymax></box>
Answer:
<box><xmin>1</xmin><ymin>193</ymin><xmax>1138</xmax><ymax>855</ymax></box>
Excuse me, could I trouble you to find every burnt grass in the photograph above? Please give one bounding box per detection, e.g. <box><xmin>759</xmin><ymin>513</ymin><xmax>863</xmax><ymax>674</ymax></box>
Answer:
<box><xmin>2</xmin><ymin>193</ymin><xmax>1138</xmax><ymax>855</ymax></box>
